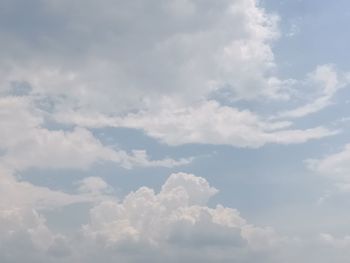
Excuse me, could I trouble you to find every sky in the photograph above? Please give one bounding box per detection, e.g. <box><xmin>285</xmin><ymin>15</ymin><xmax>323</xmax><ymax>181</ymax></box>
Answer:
<box><xmin>1</xmin><ymin>0</ymin><xmax>350</xmax><ymax>262</ymax></box>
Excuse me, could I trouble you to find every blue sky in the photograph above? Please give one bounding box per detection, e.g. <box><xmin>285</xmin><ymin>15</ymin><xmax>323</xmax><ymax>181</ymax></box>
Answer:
<box><xmin>1</xmin><ymin>0</ymin><xmax>350</xmax><ymax>262</ymax></box>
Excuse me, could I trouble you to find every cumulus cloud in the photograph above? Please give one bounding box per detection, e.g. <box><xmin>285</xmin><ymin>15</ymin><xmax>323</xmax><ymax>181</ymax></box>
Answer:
<box><xmin>0</xmin><ymin>170</ymin><xmax>288</xmax><ymax>263</ymax></box>
<box><xmin>0</xmin><ymin>166</ymin><xmax>86</xmax><ymax>210</ymax></box>
<box><xmin>0</xmin><ymin>208</ymin><xmax>68</xmax><ymax>263</ymax></box>
<box><xmin>77</xmin><ymin>176</ymin><xmax>111</xmax><ymax>195</ymax></box>
<box><xmin>1</xmin><ymin>0</ymin><xmax>349</xmax><ymax>262</ymax></box>
<box><xmin>0</xmin><ymin>0</ymin><xmax>338</xmax><ymax>151</ymax></box>
<box><xmin>0</xmin><ymin>165</ymin><xmax>84</xmax><ymax>262</ymax></box>
<box><xmin>0</xmin><ymin>96</ymin><xmax>191</xmax><ymax>171</ymax></box>
<box><xmin>73</xmin><ymin>172</ymin><xmax>350</xmax><ymax>263</ymax></box>
<box><xmin>0</xmin><ymin>171</ymin><xmax>285</xmax><ymax>262</ymax></box>
<box><xmin>76</xmin><ymin>172</ymin><xmax>287</xmax><ymax>262</ymax></box>
<box><xmin>0</xmin><ymin>169</ymin><xmax>348</xmax><ymax>263</ymax></box>
<box><xmin>0</xmin><ymin>0</ymin><xmax>283</xmax><ymax>112</ymax></box>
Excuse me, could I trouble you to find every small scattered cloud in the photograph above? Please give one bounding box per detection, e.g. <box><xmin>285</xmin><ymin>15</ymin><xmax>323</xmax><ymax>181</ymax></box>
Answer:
<box><xmin>306</xmin><ymin>143</ymin><xmax>350</xmax><ymax>184</ymax></box>
<box><xmin>276</xmin><ymin>65</ymin><xmax>349</xmax><ymax>119</ymax></box>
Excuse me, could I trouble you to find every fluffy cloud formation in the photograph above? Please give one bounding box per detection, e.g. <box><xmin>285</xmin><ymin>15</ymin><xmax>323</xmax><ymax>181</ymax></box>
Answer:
<box><xmin>2</xmin><ymin>171</ymin><xmax>350</xmax><ymax>263</ymax></box>
<box><xmin>0</xmin><ymin>208</ymin><xmax>69</xmax><ymax>263</ymax></box>
<box><xmin>0</xmin><ymin>166</ymin><xmax>85</xmax><ymax>210</ymax></box>
<box><xmin>0</xmin><ymin>96</ymin><xmax>191</xmax><ymax>171</ymax></box>
<box><xmin>0</xmin><ymin>172</ymin><xmax>288</xmax><ymax>262</ymax></box>
<box><xmin>0</xmin><ymin>165</ymin><xmax>83</xmax><ymax>263</ymax></box>
<box><xmin>0</xmin><ymin>165</ymin><xmax>82</xmax><ymax>263</ymax></box>
<box><xmin>1</xmin><ymin>0</ymin><xmax>350</xmax><ymax>262</ymax></box>
<box><xmin>0</xmin><ymin>0</ymin><xmax>339</xmax><ymax>150</ymax></box>
<box><xmin>80</xmin><ymin>173</ymin><xmax>285</xmax><ymax>262</ymax></box>
<box><xmin>0</xmin><ymin>0</ymin><xmax>283</xmax><ymax>112</ymax></box>
<box><xmin>84</xmin><ymin>173</ymin><xmax>286</xmax><ymax>254</ymax></box>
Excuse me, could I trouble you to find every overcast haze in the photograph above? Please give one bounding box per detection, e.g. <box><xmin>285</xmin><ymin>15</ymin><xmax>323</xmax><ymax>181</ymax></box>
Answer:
<box><xmin>1</xmin><ymin>0</ymin><xmax>350</xmax><ymax>262</ymax></box>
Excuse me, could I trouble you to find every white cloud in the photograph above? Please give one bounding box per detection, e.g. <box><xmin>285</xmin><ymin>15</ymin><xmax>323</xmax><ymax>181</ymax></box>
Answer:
<box><xmin>56</xmin><ymin>100</ymin><xmax>337</xmax><ymax>148</ymax></box>
<box><xmin>79</xmin><ymin>172</ymin><xmax>286</xmax><ymax>262</ymax></box>
<box><xmin>0</xmin><ymin>96</ymin><xmax>191</xmax><ymax>171</ymax></box>
<box><xmin>305</xmin><ymin>142</ymin><xmax>350</xmax><ymax>201</ymax></box>
<box><xmin>306</xmin><ymin>143</ymin><xmax>350</xmax><ymax>183</ymax></box>
<box><xmin>276</xmin><ymin>65</ymin><xmax>349</xmax><ymax>119</ymax></box>
<box><xmin>0</xmin><ymin>207</ymin><xmax>65</xmax><ymax>263</ymax></box>
<box><xmin>0</xmin><ymin>169</ymin><xmax>348</xmax><ymax>263</ymax></box>
<box><xmin>160</xmin><ymin>172</ymin><xmax>218</xmax><ymax>205</ymax></box>
<box><xmin>0</xmin><ymin>170</ymin><xmax>284</xmax><ymax>262</ymax></box>
<box><xmin>0</xmin><ymin>0</ymin><xmax>284</xmax><ymax>115</ymax></box>
<box><xmin>0</xmin><ymin>0</ymin><xmax>337</xmax><ymax>153</ymax></box>
<box><xmin>0</xmin><ymin>167</ymin><xmax>85</xmax><ymax>210</ymax></box>
<box><xmin>0</xmin><ymin>165</ymin><xmax>86</xmax><ymax>262</ymax></box>
<box><xmin>78</xmin><ymin>177</ymin><xmax>111</xmax><ymax>195</ymax></box>
<box><xmin>1</xmin><ymin>0</ymin><xmax>350</xmax><ymax>262</ymax></box>
<box><xmin>1</xmin><ymin>126</ymin><xmax>192</xmax><ymax>170</ymax></box>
